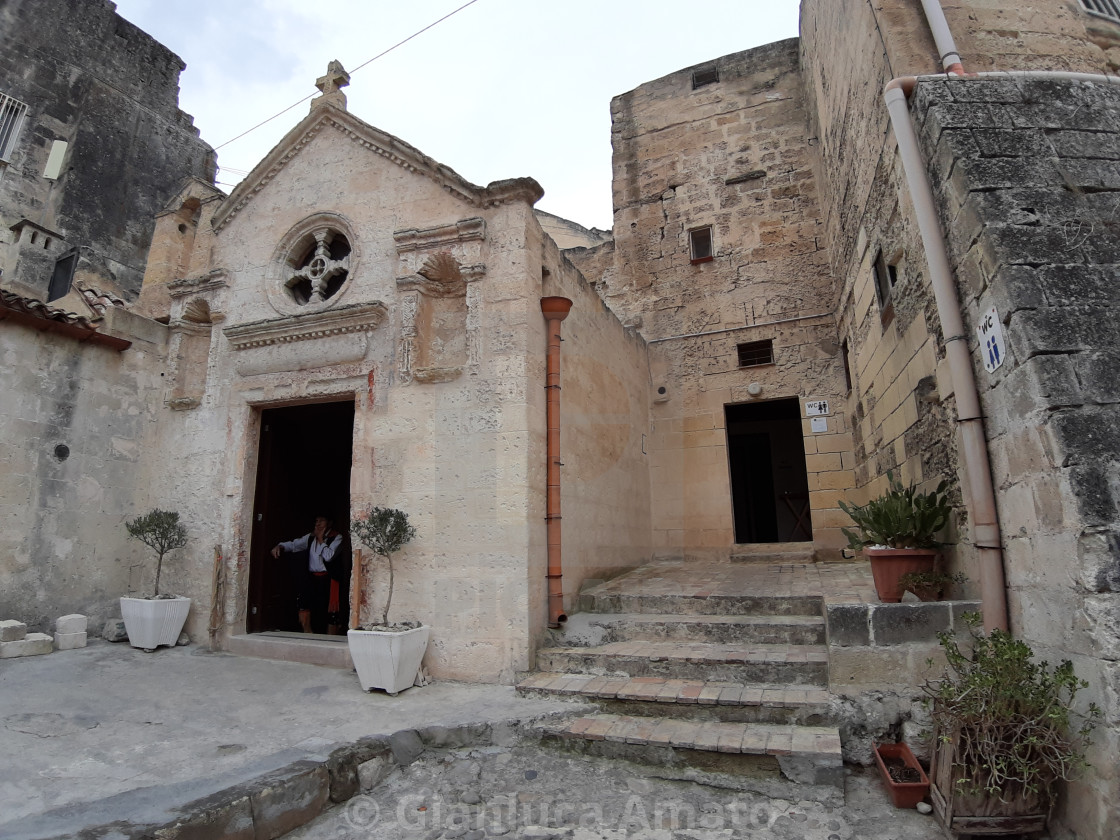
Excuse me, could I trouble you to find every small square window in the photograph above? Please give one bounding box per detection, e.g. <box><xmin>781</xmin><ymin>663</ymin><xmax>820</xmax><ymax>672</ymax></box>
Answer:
<box><xmin>0</xmin><ymin>92</ymin><xmax>29</xmax><ymax>162</ymax></box>
<box><xmin>689</xmin><ymin>227</ymin><xmax>714</xmax><ymax>263</ymax></box>
<box><xmin>692</xmin><ymin>68</ymin><xmax>720</xmax><ymax>89</ymax></box>
<box><xmin>841</xmin><ymin>339</ymin><xmax>853</xmax><ymax>393</ymax></box>
<box><xmin>872</xmin><ymin>248</ymin><xmax>898</xmax><ymax>309</ymax></box>
<box><xmin>737</xmin><ymin>339</ymin><xmax>774</xmax><ymax>368</ymax></box>
<box><xmin>1079</xmin><ymin>0</ymin><xmax>1120</xmax><ymax>24</ymax></box>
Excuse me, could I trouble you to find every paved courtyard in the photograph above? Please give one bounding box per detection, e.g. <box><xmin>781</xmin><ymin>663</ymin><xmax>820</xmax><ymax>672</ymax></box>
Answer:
<box><xmin>0</xmin><ymin>635</ymin><xmax>950</xmax><ymax>839</ymax></box>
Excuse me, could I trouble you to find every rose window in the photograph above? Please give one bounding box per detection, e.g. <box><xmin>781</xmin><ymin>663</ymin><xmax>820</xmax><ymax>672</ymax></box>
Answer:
<box><xmin>285</xmin><ymin>228</ymin><xmax>351</xmax><ymax>305</ymax></box>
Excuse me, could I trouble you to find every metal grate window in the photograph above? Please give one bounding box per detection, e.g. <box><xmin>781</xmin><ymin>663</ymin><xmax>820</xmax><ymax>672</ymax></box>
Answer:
<box><xmin>692</xmin><ymin>68</ymin><xmax>720</xmax><ymax>89</ymax></box>
<box><xmin>737</xmin><ymin>339</ymin><xmax>774</xmax><ymax>368</ymax></box>
<box><xmin>0</xmin><ymin>92</ymin><xmax>28</xmax><ymax>162</ymax></box>
<box><xmin>1080</xmin><ymin>0</ymin><xmax>1120</xmax><ymax>24</ymax></box>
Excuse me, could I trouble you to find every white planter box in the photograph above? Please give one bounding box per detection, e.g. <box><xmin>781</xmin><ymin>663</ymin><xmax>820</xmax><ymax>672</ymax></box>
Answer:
<box><xmin>120</xmin><ymin>596</ymin><xmax>191</xmax><ymax>650</ymax></box>
<box><xmin>348</xmin><ymin>625</ymin><xmax>430</xmax><ymax>695</ymax></box>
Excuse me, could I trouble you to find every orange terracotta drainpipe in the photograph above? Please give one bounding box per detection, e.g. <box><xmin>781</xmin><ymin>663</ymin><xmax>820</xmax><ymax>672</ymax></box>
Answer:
<box><xmin>541</xmin><ymin>296</ymin><xmax>573</xmax><ymax>628</ymax></box>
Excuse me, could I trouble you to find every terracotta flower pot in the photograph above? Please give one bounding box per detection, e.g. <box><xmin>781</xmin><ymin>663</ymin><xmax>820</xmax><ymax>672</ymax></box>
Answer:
<box><xmin>864</xmin><ymin>547</ymin><xmax>938</xmax><ymax>602</ymax></box>
<box><xmin>874</xmin><ymin>741</ymin><xmax>930</xmax><ymax>809</ymax></box>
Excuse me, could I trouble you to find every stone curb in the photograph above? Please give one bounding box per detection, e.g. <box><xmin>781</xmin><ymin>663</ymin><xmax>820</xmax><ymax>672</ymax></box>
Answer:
<box><xmin>1</xmin><ymin>712</ymin><xmax>584</xmax><ymax>840</ymax></box>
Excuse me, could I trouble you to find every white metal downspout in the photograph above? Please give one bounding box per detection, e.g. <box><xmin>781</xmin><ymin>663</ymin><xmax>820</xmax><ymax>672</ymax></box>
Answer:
<box><xmin>919</xmin><ymin>0</ymin><xmax>965</xmax><ymax>75</ymax></box>
<box><xmin>883</xmin><ymin>81</ymin><xmax>1009</xmax><ymax>633</ymax></box>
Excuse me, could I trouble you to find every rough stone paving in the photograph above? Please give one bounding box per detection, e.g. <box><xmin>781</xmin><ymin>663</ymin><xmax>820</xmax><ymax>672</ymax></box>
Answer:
<box><xmin>286</xmin><ymin>744</ymin><xmax>941</xmax><ymax>839</ymax></box>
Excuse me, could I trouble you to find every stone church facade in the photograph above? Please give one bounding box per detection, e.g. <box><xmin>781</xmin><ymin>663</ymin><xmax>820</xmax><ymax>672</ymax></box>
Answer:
<box><xmin>3</xmin><ymin>0</ymin><xmax>1120</xmax><ymax>835</ymax></box>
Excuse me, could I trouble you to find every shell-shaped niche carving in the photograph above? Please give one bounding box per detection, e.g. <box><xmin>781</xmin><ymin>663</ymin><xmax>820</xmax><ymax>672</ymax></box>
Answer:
<box><xmin>414</xmin><ymin>251</ymin><xmax>466</xmax><ymax>298</ymax></box>
<box><xmin>182</xmin><ymin>297</ymin><xmax>212</xmax><ymax>324</ymax></box>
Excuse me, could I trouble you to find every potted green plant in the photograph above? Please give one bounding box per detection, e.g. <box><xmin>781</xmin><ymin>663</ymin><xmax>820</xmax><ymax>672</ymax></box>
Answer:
<box><xmin>347</xmin><ymin>507</ymin><xmax>426</xmax><ymax>695</ymax></box>
<box><xmin>120</xmin><ymin>509</ymin><xmax>190</xmax><ymax>651</ymax></box>
<box><xmin>839</xmin><ymin>472</ymin><xmax>951</xmax><ymax>602</ymax></box>
<box><xmin>924</xmin><ymin>613</ymin><xmax>1100</xmax><ymax>834</ymax></box>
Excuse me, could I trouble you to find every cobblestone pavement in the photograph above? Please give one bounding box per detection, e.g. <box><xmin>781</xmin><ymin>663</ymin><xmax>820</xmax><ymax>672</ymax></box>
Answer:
<box><xmin>287</xmin><ymin>744</ymin><xmax>943</xmax><ymax>840</ymax></box>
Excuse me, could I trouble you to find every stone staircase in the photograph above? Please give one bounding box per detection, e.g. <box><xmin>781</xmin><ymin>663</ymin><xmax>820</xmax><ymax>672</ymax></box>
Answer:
<box><xmin>517</xmin><ymin>584</ymin><xmax>843</xmax><ymax>794</ymax></box>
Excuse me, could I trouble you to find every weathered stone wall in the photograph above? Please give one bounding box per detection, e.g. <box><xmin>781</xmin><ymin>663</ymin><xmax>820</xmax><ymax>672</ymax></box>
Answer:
<box><xmin>539</xmin><ymin>236</ymin><xmax>652</xmax><ymax>615</ymax></box>
<box><xmin>599</xmin><ymin>39</ymin><xmax>851</xmax><ymax>557</ymax></box>
<box><xmin>141</xmin><ymin>103</ymin><xmax>567</xmax><ymax>683</ymax></box>
<box><xmin>799</xmin><ymin>0</ymin><xmax>1120</xmax><ymax>548</ymax></box>
<box><xmin>914</xmin><ymin>75</ymin><xmax>1120</xmax><ymax>840</ymax></box>
<box><xmin>801</xmin><ymin>0</ymin><xmax>976</xmax><ymax>587</ymax></box>
<box><xmin>0</xmin><ymin>310</ymin><xmax>168</xmax><ymax>632</ymax></box>
<box><xmin>0</xmin><ymin>0</ymin><xmax>215</xmax><ymax>301</ymax></box>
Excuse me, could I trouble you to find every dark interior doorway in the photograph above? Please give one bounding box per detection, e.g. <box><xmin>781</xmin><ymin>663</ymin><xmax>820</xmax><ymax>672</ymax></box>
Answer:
<box><xmin>247</xmin><ymin>400</ymin><xmax>355</xmax><ymax>633</ymax></box>
<box><xmin>726</xmin><ymin>399</ymin><xmax>813</xmax><ymax>544</ymax></box>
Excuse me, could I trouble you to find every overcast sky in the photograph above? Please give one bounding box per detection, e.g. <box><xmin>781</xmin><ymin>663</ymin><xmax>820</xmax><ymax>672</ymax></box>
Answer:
<box><xmin>114</xmin><ymin>0</ymin><xmax>801</xmax><ymax>231</ymax></box>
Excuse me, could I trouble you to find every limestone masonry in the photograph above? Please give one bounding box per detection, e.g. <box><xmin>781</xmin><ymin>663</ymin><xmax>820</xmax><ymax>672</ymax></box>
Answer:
<box><xmin>2</xmin><ymin>1</ymin><xmax>1120</xmax><ymax>837</ymax></box>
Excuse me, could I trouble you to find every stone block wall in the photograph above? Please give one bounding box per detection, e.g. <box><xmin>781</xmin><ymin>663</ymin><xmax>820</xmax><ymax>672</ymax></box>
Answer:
<box><xmin>914</xmin><ymin>75</ymin><xmax>1120</xmax><ymax>839</ymax></box>
<box><xmin>0</xmin><ymin>311</ymin><xmax>168</xmax><ymax>632</ymax></box>
<box><xmin>539</xmin><ymin>235</ymin><xmax>652</xmax><ymax>615</ymax></box>
<box><xmin>0</xmin><ymin>0</ymin><xmax>215</xmax><ymax>301</ymax></box>
<box><xmin>592</xmin><ymin>39</ymin><xmax>850</xmax><ymax>557</ymax></box>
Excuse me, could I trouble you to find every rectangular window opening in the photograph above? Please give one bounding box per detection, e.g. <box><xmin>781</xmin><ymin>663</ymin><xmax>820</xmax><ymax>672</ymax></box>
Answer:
<box><xmin>689</xmin><ymin>226</ymin><xmax>714</xmax><ymax>263</ymax></box>
<box><xmin>1079</xmin><ymin>0</ymin><xmax>1120</xmax><ymax>24</ymax></box>
<box><xmin>0</xmin><ymin>92</ymin><xmax>29</xmax><ymax>162</ymax></box>
<box><xmin>737</xmin><ymin>339</ymin><xmax>774</xmax><ymax>368</ymax></box>
<box><xmin>47</xmin><ymin>251</ymin><xmax>78</xmax><ymax>302</ymax></box>
<box><xmin>692</xmin><ymin>68</ymin><xmax>720</xmax><ymax>89</ymax></box>
<box><xmin>841</xmin><ymin>339</ymin><xmax>852</xmax><ymax>393</ymax></box>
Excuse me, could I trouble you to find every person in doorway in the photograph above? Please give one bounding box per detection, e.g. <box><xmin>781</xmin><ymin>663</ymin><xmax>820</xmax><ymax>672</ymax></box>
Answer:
<box><xmin>271</xmin><ymin>514</ymin><xmax>344</xmax><ymax>634</ymax></box>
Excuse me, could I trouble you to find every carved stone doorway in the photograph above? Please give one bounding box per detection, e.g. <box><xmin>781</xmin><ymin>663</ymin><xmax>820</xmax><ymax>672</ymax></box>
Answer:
<box><xmin>246</xmin><ymin>400</ymin><xmax>355</xmax><ymax>633</ymax></box>
<box><xmin>726</xmin><ymin>399</ymin><xmax>813</xmax><ymax>544</ymax></box>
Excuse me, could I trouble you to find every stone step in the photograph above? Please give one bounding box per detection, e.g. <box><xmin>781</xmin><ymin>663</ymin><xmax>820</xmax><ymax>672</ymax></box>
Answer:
<box><xmin>517</xmin><ymin>673</ymin><xmax>833</xmax><ymax>724</ymax></box>
<box><xmin>579</xmin><ymin>592</ymin><xmax>823</xmax><ymax>617</ymax></box>
<box><xmin>227</xmin><ymin>632</ymin><xmax>353</xmax><ymax>669</ymax></box>
<box><xmin>539</xmin><ymin>713</ymin><xmax>843</xmax><ymax>791</ymax></box>
<box><xmin>730</xmin><ymin>542</ymin><xmax>816</xmax><ymax>563</ymax></box>
<box><xmin>536</xmin><ymin>641</ymin><xmax>828</xmax><ymax>685</ymax></box>
<box><xmin>556</xmin><ymin>611</ymin><xmax>825</xmax><ymax>646</ymax></box>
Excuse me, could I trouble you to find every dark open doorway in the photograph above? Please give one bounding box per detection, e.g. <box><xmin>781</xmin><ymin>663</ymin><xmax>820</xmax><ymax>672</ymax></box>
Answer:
<box><xmin>247</xmin><ymin>400</ymin><xmax>355</xmax><ymax>633</ymax></box>
<box><xmin>726</xmin><ymin>399</ymin><xmax>812</xmax><ymax>544</ymax></box>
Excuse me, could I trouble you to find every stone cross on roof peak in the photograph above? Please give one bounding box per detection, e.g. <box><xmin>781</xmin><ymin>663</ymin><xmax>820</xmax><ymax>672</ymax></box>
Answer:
<box><xmin>312</xmin><ymin>60</ymin><xmax>350</xmax><ymax>112</ymax></box>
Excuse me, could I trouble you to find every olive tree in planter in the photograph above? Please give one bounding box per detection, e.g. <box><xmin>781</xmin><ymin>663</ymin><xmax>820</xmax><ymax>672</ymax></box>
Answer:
<box><xmin>924</xmin><ymin>613</ymin><xmax>1100</xmax><ymax>835</ymax></box>
<box><xmin>839</xmin><ymin>472</ymin><xmax>951</xmax><ymax>602</ymax></box>
<box><xmin>348</xmin><ymin>507</ymin><xmax>425</xmax><ymax>695</ymax></box>
<box><xmin>120</xmin><ymin>509</ymin><xmax>190</xmax><ymax>651</ymax></box>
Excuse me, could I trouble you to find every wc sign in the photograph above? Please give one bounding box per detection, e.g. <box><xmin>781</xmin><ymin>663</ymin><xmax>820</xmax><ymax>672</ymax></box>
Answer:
<box><xmin>976</xmin><ymin>305</ymin><xmax>1006</xmax><ymax>373</ymax></box>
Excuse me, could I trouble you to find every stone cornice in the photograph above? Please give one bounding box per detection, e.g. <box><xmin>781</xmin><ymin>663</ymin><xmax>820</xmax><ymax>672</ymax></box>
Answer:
<box><xmin>210</xmin><ymin>106</ymin><xmax>543</xmax><ymax>234</ymax></box>
<box><xmin>394</xmin><ymin>217</ymin><xmax>486</xmax><ymax>252</ymax></box>
<box><xmin>223</xmin><ymin>301</ymin><xmax>387</xmax><ymax>350</ymax></box>
<box><xmin>168</xmin><ymin>270</ymin><xmax>229</xmax><ymax>298</ymax></box>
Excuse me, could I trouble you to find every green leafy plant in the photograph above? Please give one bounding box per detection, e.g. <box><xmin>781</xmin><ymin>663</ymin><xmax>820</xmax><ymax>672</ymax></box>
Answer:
<box><xmin>350</xmin><ymin>507</ymin><xmax>417</xmax><ymax>627</ymax></box>
<box><xmin>899</xmin><ymin>570</ymin><xmax>967</xmax><ymax>601</ymax></box>
<box><xmin>839</xmin><ymin>471</ymin><xmax>951</xmax><ymax>550</ymax></box>
<box><xmin>924</xmin><ymin>613</ymin><xmax>1100</xmax><ymax>807</ymax></box>
<box><xmin>125</xmin><ymin>509</ymin><xmax>188</xmax><ymax>597</ymax></box>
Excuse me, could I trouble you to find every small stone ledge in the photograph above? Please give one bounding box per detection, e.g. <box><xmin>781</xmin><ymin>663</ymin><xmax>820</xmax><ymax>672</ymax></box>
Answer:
<box><xmin>825</xmin><ymin>600</ymin><xmax>981</xmax><ymax>647</ymax></box>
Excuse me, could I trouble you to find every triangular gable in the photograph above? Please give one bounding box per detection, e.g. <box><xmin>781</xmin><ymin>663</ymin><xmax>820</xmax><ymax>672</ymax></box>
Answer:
<box><xmin>210</xmin><ymin>103</ymin><xmax>543</xmax><ymax>234</ymax></box>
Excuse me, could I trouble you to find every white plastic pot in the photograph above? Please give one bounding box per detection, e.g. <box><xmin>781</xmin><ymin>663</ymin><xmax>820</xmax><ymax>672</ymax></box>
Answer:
<box><xmin>120</xmin><ymin>596</ymin><xmax>191</xmax><ymax>650</ymax></box>
<box><xmin>347</xmin><ymin>625</ymin><xmax>430</xmax><ymax>695</ymax></box>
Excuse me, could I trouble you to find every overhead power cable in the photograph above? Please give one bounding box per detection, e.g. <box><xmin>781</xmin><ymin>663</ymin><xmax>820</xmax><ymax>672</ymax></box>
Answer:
<box><xmin>213</xmin><ymin>0</ymin><xmax>481</xmax><ymax>151</ymax></box>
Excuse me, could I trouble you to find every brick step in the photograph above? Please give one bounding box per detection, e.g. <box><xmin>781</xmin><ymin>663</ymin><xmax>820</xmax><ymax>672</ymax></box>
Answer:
<box><xmin>538</xmin><ymin>714</ymin><xmax>843</xmax><ymax>791</ymax></box>
<box><xmin>536</xmin><ymin>641</ymin><xmax>828</xmax><ymax>685</ymax></box>
<box><xmin>557</xmin><ymin>611</ymin><xmax>825</xmax><ymax>646</ymax></box>
<box><xmin>517</xmin><ymin>673</ymin><xmax>833</xmax><ymax>724</ymax></box>
<box><xmin>578</xmin><ymin>592</ymin><xmax>823</xmax><ymax>617</ymax></box>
